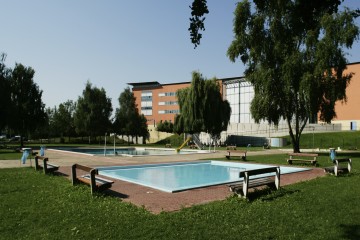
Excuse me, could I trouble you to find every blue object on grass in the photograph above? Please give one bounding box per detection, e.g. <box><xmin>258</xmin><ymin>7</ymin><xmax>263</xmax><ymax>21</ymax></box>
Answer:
<box><xmin>40</xmin><ymin>146</ymin><xmax>45</xmax><ymax>156</ymax></box>
<box><xmin>330</xmin><ymin>148</ymin><xmax>336</xmax><ymax>162</ymax></box>
<box><xmin>21</xmin><ymin>150</ymin><xmax>30</xmax><ymax>164</ymax></box>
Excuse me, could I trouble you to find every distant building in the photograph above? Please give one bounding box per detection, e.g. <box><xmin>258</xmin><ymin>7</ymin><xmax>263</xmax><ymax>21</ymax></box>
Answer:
<box><xmin>128</xmin><ymin>62</ymin><xmax>360</xmax><ymax>143</ymax></box>
<box><xmin>127</xmin><ymin>81</ymin><xmax>190</xmax><ymax>126</ymax></box>
<box><xmin>331</xmin><ymin>62</ymin><xmax>360</xmax><ymax>130</ymax></box>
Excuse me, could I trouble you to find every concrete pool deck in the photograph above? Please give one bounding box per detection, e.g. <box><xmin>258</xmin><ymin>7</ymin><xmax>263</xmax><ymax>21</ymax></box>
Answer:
<box><xmin>0</xmin><ymin>148</ymin><xmax>326</xmax><ymax>213</ymax></box>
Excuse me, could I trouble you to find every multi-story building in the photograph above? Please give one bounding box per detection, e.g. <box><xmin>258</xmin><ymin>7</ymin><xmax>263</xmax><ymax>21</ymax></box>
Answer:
<box><xmin>127</xmin><ymin>81</ymin><xmax>190</xmax><ymax>126</ymax></box>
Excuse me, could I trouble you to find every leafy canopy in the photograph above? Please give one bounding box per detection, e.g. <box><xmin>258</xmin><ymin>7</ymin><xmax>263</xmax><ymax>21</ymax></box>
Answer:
<box><xmin>74</xmin><ymin>81</ymin><xmax>113</xmax><ymax>139</ymax></box>
<box><xmin>174</xmin><ymin>71</ymin><xmax>231</xmax><ymax>140</ymax></box>
<box><xmin>226</xmin><ymin>0</ymin><xmax>359</xmax><ymax>152</ymax></box>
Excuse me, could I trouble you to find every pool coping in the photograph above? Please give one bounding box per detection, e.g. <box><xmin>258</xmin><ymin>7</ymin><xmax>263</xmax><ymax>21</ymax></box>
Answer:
<box><xmin>97</xmin><ymin>160</ymin><xmax>311</xmax><ymax>193</ymax></box>
<box><xmin>49</xmin><ymin>147</ymin><xmax>209</xmax><ymax>157</ymax></box>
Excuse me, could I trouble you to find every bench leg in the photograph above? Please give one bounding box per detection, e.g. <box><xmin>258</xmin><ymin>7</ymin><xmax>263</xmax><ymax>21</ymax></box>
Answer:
<box><xmin>71</xmin><ymin>164</ymin><xmax>77</xmax><ymax>186</ymax></box>
<box><xmin>275</xmin><ymin>167</ymin><xmax>280</xmax><ymax>190</ymax></box>
<box><xmin>348</xmin><ymin>159</ymin><xmax>352</xmax><ymax>173</ymax></box>
<box><xmin>34</xmin><ymin>157</ymin><xmax>39</xmax><ymax>171</ymax></box>
<box><xmin>90</xmin><ymin>169</ymin><xmax>97</xmax><ymax>195</ymax></box>
<box><xmin>242</xmin><ymin>172</ymin><xmax>249</xmax><ymax>198</ymax></box>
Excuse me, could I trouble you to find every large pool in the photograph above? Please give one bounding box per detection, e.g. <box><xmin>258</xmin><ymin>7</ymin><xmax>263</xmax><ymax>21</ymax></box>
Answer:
<box><xmin>97</xmin><ymin>161</ymin><xmax>310</xmax><ymax>192</ymax></box>
<box><xmin>53</xmin><ymin>147</ymin><xmax>206</xmax><ymax>156</ymax></box>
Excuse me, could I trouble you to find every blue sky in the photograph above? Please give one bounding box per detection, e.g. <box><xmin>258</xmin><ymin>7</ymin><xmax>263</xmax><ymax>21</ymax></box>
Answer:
<box><xmin>1</xmin><ymin>0</ymin><xmax>359</xmax><ymax>110</ymax></box>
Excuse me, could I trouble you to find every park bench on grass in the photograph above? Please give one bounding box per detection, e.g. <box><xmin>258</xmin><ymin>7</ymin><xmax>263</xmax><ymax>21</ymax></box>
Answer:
<box><xmin>34</xmin><ymin>156</ymin><xmax>59</xmax><ymax>174</ymax></box>
<box><xmin>71</xmin><ymin>164</ymin><xmax>113</xmax><ymax>195</ymax></box>
<box><xmin>229</xmin><ymin>167</ymin><xmax>281</xmax><ymax>198</ymax></box>
<box><xmin>225</xmin><ymin>150</ymin><xmax>247</xmax><ymax>160</ymax></box>
<box><xmin>287</xmin><ymin>153</ymin><xmax>318</xmax><ymax>166</ymax></box>
<box><xmin>165</xmin><ymin>143</ymin><xmax>172</xmax><ymax>148</ymax></box>
<box><xmin>324</xmin><ymin>158</ymin><xmax>352</xmax><ymax>176</ymax></box>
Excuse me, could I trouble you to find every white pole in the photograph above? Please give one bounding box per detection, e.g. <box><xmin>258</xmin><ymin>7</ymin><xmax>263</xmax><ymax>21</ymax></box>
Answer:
<box><xmin>114</xmin><ymin>133</ymin><xmax>116</xmax><ymax>155</ymax></box>
<box><xmin>104</xmin><ymin>132</ymin><xmax>107</xmax><ymax>156</ymax></box>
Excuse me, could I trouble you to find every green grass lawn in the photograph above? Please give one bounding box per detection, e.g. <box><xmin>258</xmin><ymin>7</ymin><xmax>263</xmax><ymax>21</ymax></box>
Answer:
<box><xmin>0</xmin><ymin>152</ymin><xmax>359</xmax><ymax>239</ymax></box>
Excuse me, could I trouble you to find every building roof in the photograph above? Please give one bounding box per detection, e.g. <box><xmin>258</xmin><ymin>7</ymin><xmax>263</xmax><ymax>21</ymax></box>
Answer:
<box><xmin>127</xmin><ymin>81</ymin><xmax>161</xmax><ymax>89</ymax></box>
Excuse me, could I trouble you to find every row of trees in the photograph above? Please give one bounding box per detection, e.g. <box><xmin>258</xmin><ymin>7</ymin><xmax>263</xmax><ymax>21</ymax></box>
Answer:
<box><xmin>42</xmin><ymin>84</ymin><xmax>149</xmax><ymax>145</ymax></box>
<box><xmin>0</xmin><ymin>54</ymin><xmax>149</xmax><ymax>146</ymax></box>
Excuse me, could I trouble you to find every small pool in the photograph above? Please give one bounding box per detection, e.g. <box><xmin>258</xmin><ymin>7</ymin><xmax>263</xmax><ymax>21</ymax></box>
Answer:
<box><xmin>97</xmin><ymin>161</ymin><xmax>310</xmax><ymax>192</ymax></box>
<box><xmin>53</xmin><ymin>147</ymin><xmax>205</xmax><ymax>156</ymax></box>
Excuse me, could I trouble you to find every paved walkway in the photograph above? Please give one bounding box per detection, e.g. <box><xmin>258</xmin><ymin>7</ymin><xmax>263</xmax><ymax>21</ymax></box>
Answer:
<box><xmin>0</xmin><ymin>148</ymin><xmax>326</xmax><ymax>213</ymax></box>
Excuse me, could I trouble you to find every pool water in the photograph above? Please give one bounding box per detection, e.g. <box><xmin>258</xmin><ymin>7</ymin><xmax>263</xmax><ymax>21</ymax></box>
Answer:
<box><xmin>54</xmin><ymin>147</ymin><xmax>204</xmax><ymax>156</ymax></box>
<box><xmin>97</xmin><ymin>161</ymin><xmax>310</xmax><ymax>192</ymax></box>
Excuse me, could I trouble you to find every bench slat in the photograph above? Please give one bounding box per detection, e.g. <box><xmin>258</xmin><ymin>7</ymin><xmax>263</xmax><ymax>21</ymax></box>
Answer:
<box><xmin>229</xmin><ymin>177</ymin><xmax>274</xmax><ymax>190</ymax></box>
<box><xmin>239</xmin><ymin>167</ymin><xmax>278</xmax><ymax>177</ymax></box>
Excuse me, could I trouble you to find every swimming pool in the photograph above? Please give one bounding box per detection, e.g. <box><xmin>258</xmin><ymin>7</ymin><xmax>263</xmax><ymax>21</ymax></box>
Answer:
<box><xmin>53</xmin><ymin>147</ymin><xmax>206</xmax><ymax>156</ymax></box>
<box><xmin>97</xmin><ymin>161</ymin><xmax>310</xmax><ymax>192</ymax></box>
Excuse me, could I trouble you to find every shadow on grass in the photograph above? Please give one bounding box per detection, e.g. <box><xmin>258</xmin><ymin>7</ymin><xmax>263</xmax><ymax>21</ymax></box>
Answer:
<box><xmin>231</xmin><ymin>187</ymin><xmax>300</xmax><ymax>202</ymax></box>
<box><xmin>339</xmin><ymin>224</ymin><xmax>360</xmax><ymax>240</ymax></box>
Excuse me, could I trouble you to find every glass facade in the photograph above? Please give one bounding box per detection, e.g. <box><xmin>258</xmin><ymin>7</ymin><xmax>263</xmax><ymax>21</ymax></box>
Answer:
<box><xmin>225</xmin><ymin>79</ymin><xmax>255</xmax><ymax>124</ymax></box>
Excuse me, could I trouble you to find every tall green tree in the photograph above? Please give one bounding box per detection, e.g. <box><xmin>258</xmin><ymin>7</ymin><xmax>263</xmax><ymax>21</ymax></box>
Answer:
<box><xmin>0</xmin><ymin>54</ymin><xmax>11</xmax><ymax>132</ymax></box>
<box><xmin>53</xmin><ymin>100</ymin><xmax>76</xmax><ymax>142</ymax></box>
<box><xmin>9</xmin><ymin>63</ymin><xmax>46</xmax><ymax>147</ymax></box>
<box><xmin>114</xmin><ymin>87</ymin><xmax>149</xmax><ymax>144</ymax></box>
<box><xmin>74</xmin><ymin>81</ymin><xmax>113</xmax><ymax>142</ymax></box>
<box><xmin>226</xmin><ymin>0</ymin><xmax>359</xmax><ymax>152</ymax></box>
<box><xmin>174</xmin><ymin>71</ymin><xmax>231</xmax><ymax>142</ymax></box>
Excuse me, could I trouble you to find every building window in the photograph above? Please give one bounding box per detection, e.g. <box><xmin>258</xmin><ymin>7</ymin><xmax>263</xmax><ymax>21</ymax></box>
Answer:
<box><xmin>159</xmin><ymin>110</ymin><xmax>180</xmax><ymax>114</ymax></box>
<box><xmin>159</xmin><ymin>101</ymin><xmax>178</xmax><ymax>106</ymax></box>
<box><xmin>141</xmin><ymin>91</ymin><xmax>153</xmax><ymax>116</ymax></box>
<box><xmin>159</xmin><ymin>92</ymin><xmax>176</xmax><ymax>97</ymax></box>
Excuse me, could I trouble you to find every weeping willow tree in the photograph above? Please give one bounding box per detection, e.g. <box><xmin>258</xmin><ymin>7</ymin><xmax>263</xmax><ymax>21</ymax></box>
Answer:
<box><xmin>174</xmin><ymin>71</ymin><xmax>231</xmax><ymax>142</ymax></box>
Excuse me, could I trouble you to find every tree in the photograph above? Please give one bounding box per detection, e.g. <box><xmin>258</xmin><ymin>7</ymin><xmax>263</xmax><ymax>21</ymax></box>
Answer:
<box><xmin>53</xmin><ymin>100</ymin><xmax>76</xmax><ymax>142</ymax></box>
<box><xmin>189</xmin><ymin>0</ymin><xmax>209</xmax><ymax>48</ymax></box>
<box><xmin>114</xmin><ymin>87</ymin><xmax>137</xmax><ymax>139</ymax></box>
<box><xmin>156</xmin><ymin>120</ymin><xmax>174</xmax><ymax>133</ymax></box>
<box><xmin>226</xmin><ymin>0</ymin><xmax>359</xmax><ymax>152</ymax></box>
<box><xmin>74</xmin><ymin>81</ymin><xmax>113</xmax><ymax>142</ymax></box>
<box><xmin>188</xmin><ymin>1</ymin><xmax>359</xmax><ymax>48</ymax></box>
<box><xmin>0</xmin><ymin>54</ymin><xmax>11</xmax><ymax>132</ymax></box>
<box><xmin>114</xmin><ymin>87</ymin><xmax>149</xmax><ymax>144</ymax></box>
<box><xmin>9</xmin><ymin>63</ymin><xmax>46</xmax><ymax>147</ymax></box>
<box><xmin>174</xmin><ymin>71</ymin><xmax>231</xmax><ymax>142</ymax></box>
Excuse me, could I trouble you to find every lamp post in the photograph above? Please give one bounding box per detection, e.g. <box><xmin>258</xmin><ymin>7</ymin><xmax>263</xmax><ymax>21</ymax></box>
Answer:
<box><xmin>104</xmin><ymin>132</ymin><xmax>107</xmax><ymax>156</ymax></box>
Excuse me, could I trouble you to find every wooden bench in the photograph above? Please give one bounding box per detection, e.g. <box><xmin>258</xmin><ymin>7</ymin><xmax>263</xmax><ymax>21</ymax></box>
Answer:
<box><xmin>324</xmin><ymin>158</ymin><xmax>352</xmax><ymax>176</ymax></box>
<box><xmin>226</xmin><ymin>145</ymin><xmax>236</xmax><ymax>150</ymax></box>
<box><xmin>225</xmin><ymin>150</ymin><xmax>247</xmax><ymax>160</ymax></box>
<box><xmin>71</xmin><ymin>164</ymin><xmax>113</xmax><ymax>194</ymax></box>
<box><xmin>287</xmin><ymin>153</ymin><xmax>318</xmax><ymax>165</ymax></box>
<box><xmin>229</xmin><ymin>167</ymin><xmax>281</xmax><ymax>198</ymax></box>
<box><xmin>34</xmin><ymin>156</ymin><xmax>59</xmax><ymax>174</ymax></box>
